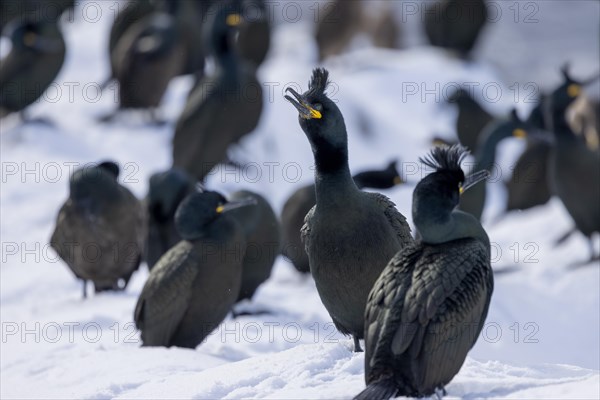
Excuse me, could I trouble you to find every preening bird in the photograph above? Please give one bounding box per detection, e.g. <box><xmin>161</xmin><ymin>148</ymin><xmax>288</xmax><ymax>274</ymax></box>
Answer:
<box><xmin>356</xmin><ymin>145</ymin><xmax>493</xmax><ymax>400</ymax></box>
<box><xmin>285</xmin><ymin>68</ymin><xmax>413</xmax><ymax>351</ymax></box>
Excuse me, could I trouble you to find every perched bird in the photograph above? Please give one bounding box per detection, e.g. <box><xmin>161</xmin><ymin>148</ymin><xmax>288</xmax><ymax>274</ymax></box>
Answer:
<box><xmin>227</xmin><ymin>190</ymin><xmax>281</xmax><ymax>303</ymax></box>
<box><xmin>546</xmin><ymin>70</ymin><xmax>600</xmax><ymax>262</ymax></box>
<box><xmin>144</xmin><ymin>168</ymin><xmax>196</xmax><ymax>270</ymax></box>
<box><xmin>281</xmin><ymin>160</ymin><xmax>404</xmax><ymax>274</ymax></box>
<box><xmin>234</xmin><ymin>0</ymin><xmax>271</xmax><ymax>69</ymax></box>
<box><xmin>458</xmin><ymin>109</ymin><xmax>530</xmax><ymax>220</ymax></box>
<box><xmin>50</xmin><ymin>162</ymin><xmax>145</xmax><ymax>298</ymax></box>
<box><xmin>424</xmin><ymin>0</ymin><xmax>488</xmax><ymax>58</ymax></box>
<box><xmin>504</xmin><ymin>95</ymin><xmax>554</xmax><ymax>213</ymax></box>
<box><xmin>357</xmin><ymin>145</ymin><xmax>493</xmax><ymax>400</ymax></box>
<box><xmin>447</xmin><ymin>88</ymin><xmax>493</xmax><ymax>153</ymax></box>
<box><xmin>285</xmin><ymin>69</ymin><xmax>413</xmax><ymax>351</ymax></box>
<box><xmin>0</xmin><ymin>18</ymin><xmax>65</xmax><ymax>121</ymax></box>
<box><xmin>173</xmin><ymin>4</ymin><xmax>263</xmax><ymax>181</ymax></box>
<box><xmin>103</xmin><ymin>2</ymin><xmax>186</xmax><ymax>123</ymax></box>
<box><xmin>134</xmin><ymin>190</ymin><xmax>256</xmax><ymax>348</ymax></box>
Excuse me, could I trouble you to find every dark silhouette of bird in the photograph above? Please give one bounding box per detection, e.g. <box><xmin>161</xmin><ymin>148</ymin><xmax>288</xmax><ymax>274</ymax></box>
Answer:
<box><xmin>226</xmin><ymin>190</ymin><xmax>281</xmax><ymax>304</ymax></box>
<box><xmin>423</xmin><ymin>0</ymin><xmax>488</xmax><ymax>58</ymax></box>
<box><xmin>315</xmin><ymin>0</ymin><xmax>363</xmax><ymax>61</ymax></box>
<box><xmin>1</xmin><ymin>0</ymin><xmax>74</xmax><ymax>31</ymax></box>
<box><xmin>458</xmin><ymin>109</ymin><xmax>530</xmax><ymax>220</ymax></box>
<box><xmin>356</xmin><ymin>145</ymin><xmax>493</xmax><ymax>400</ymax></box>
<box><xmin>369</xmin><ymin>6</ymin><xmax>402</xmax><ymax>50</ymax></box>
<box><xmin>134</xmin><ymin>190</ymin><xmax>256</xmax><ymax>348</ymax></box>
<box><xmin>281</xmin><ymin>160</ymin><xmax>404</xmax><ymax>274</ymax></box>
<box><xmin>102</xmin><ymin>2</ymin><xmax>186</xmax><ymax>123</ymax></box>
<box><xmin>50</xmin><ymin>162</ymin><xmax>145</xmax><ymax>298</ymax></box>
<box><xmin>144</xmin><ymin>168</ymin><xmax>196</xmax><ymax>270</ymax></box>
<box><xmin>285</xmin><ymin>68</ymin><xmax>413</xmax><ymax>352</ymax></box>
<box><xmin>447</xmin><ymin>88</ymin><xmax>494</xmax><ymax>153</ymax></box>
<box><xmin>234</xmin><ymin>0</ymin><xmax>271</xmax><ymax>69</ymax></box>
<box><xmin>546</xmin><ymin>69</ymin><xmax>600</xmax><ymax>262</ymax></box>
<box><xmin>172</xmin><ymin>3</ymin><xmax>263</xmax><ymax>181</ymax></box>
<box><xmin>0</xmin><ymin>18</ymin><xmax>65</xmax><ymax>121</ymax></box>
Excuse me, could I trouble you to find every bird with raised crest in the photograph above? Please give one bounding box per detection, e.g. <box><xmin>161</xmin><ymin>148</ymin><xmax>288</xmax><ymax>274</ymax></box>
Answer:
<box><xmin>356</xmin><ymin>145</ymin><xmax>493</xmax><ymax>400</ymax></box>
<box><xmin>285</xmin><ymin>68</ymin><xmax>413</xmax><ymax>352</ymax></box>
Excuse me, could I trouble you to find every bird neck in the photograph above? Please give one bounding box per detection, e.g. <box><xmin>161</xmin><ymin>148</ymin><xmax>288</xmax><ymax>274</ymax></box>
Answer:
<box><xmin>550</xmin><ymin>108</ymin><xmax>577</xmax><ymax>142</ymax></box>
<box><xmin>314</xmin><ymin>162</ymin><xmax>358</xmax><ymax>207</ymax></box>
<box><xmin>474</xmin><ymin>123</ymin><xmax>505</xmax><ymax>170</ymax></box>
<box><xmin>417</xmin><ymin>208</ymin><xmax>490</xmax><ymax>251</ymax></box>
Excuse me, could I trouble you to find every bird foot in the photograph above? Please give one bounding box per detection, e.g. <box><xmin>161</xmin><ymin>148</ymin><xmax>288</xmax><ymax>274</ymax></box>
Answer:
<box><xmin>433</xmin><ymin>387</ymin><xmax>447</xmax><ymax>399</ymax></box>
<box><xmin>353</xmin><ymin>336</ymin><xmax>363</xmax><ymax>352</ymax></box>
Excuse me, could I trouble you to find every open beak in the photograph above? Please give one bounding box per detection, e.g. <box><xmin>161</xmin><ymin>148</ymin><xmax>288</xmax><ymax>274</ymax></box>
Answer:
<box><xmin>216</xmin><ymin>197</ymin><xmax>257</xmax><ymax>213</ymax></box>
<box><xmin>285</xmin><ymin>88</ymin><xmax>322</xmax><ymax>119</ymax></box>
<box><xmin>459</xmin><ymin>170</ymin><xmax>489</xmax><ymax>195</ymax></box>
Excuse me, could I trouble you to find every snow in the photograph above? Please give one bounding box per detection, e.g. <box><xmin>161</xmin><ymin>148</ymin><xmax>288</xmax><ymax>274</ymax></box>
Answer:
<box><xmin>1</xmin><ymin>1</ymin><xmax>599</xmax><ymax>399</ymax></box>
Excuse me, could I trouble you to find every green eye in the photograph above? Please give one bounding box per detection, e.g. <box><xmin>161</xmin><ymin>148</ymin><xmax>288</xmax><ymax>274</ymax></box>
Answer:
<box><xmin>313</xmin><ymin>103</ymin><xmax>323</xmax><ymax>111</ymax></box>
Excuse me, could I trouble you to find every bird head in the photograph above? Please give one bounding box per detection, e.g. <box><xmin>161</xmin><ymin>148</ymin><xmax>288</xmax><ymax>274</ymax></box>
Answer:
<box><xmin>204</xmin><ymin>2</ymin><xmax>244</xmax><ymax>59</ymax></box>
<box><xmin>148</xmin><ymin>168</ymin><xmax>194</xmax><ymax>223</ymax></box>
<box><xmin>69</xmin><ymin>161</ymin><xmax>121</xmax><ymax>202</ymax></box>
<box><xmin>285</xmin><ymin>68</ymin><xmax>347</xmax><ymax>155</ymax></box>
<box><xmin>174</xmin><ymin>189</ymin><xmax>256</xmax><ymax>240</ymax></box>
<box><xmin>416</xmin><ymin>145</ymin><xmax>488</xmax><ymax>215</ymax></box>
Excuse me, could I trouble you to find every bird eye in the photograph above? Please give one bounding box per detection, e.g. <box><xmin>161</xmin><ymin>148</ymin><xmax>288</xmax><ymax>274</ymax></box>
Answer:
<box><xmin>313</xmin><ymin>103</ymin><xmax>323</xmax><ymax>111</ymax></box>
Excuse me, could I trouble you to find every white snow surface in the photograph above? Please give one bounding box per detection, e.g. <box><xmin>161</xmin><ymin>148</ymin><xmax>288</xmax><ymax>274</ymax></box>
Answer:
<box><xmin>1</xmin><ymin>1</ymin><xmax>599</xmax><ymax>399</ymax></box>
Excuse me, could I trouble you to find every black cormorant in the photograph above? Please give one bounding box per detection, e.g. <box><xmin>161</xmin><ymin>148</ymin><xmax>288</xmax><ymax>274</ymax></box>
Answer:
<box><xmin>172</xmin><ymin>3</ymin><xmax>263</xmax><ymax>181</ymax></box>
<box><xmin>226</xmin><ymin>190</ymin><xmax>281</xmax><ymax>303</ymax></box>
<box><xmin>281</xmin><ymin>160</ymin><xmax>404</xmax><ymax>274</ymax></box>
<box><xmin>423</xmin><ymin>0</ymin><xmax>488</xmax><ymax>59</ymax></box>
<box><xmin>50</xmin><ymin>162</ymin><xmax>145</xmax><ymax>298</ymax></box>
<box><xmin>104</xmin><ymin>2</ymin><xmax>185</xmax><ymax>123</ymax></box>
<box><xmin>458</xmin><ymin>109</ymin><xmax>530</xmax><ymax>220</ymax></box>
<box><xmin>134</xmin><ymin>190</ymin><xmax>256</xmax><ymax>348</ymax></box>
<box><xmin>356</xmin><ymin>145</ymin><xmax>493</xmax><ymax>399</ymax></box>
<box><xmin>446</xmin><ymin>88</ymin><xmax>493</xmax><ymax>152</ymax></box>
<box><xmin>546</xmin><ymin>71</ymin><xmax>600</xmax><ymax>262</ymax></box>
<box><xmin>0</xmin><ymin>18</ymin><xmax>65</xmax><ymax>121</ymax></box>
<box><xmin>144</xmin><ymin>168</ymin><xmax>196</xmax><ymax>270</ymax></box>
<box><xmin>285</xmin><ymin>68</ymin><xmax>413</xmax><ymax>352</ymax></box>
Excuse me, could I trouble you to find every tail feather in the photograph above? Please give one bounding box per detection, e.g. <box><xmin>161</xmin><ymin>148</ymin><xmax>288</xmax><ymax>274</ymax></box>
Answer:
<box><xmin>353</xmin><ymin>377</ymin><xmax>399</xmax><ymax>400</ymax></box>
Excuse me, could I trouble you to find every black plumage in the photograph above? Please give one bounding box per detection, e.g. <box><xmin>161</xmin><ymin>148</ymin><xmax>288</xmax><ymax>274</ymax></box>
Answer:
<box><xmin>172</xmin><ymin>3</ymin><xmax>263</xmax><ymax>181</ymax></box>
<box><xmin>314</xmin><ymin>0</ymin><xmax>363</xmax><ymax>61</ymax></box>
<box><xmin>281</xmin><ymin>160</ymin><xmax>404</xmax><ymax>274</ymax></box>
<box><xmin>144</xmin><ymin>168</ymin><xmax>196</xmax><ymax>270</ymax></box>
<box><xmin>357</xmin><ymin>145</ymin><xmax>493</xmax><ymax>399</ymax></box>
<box><xmin>50</xmin><ymin>162</ymin><xmax>145</xmax><ymax>298</ymax></box>
<box><xmin>447</xmin><ymin>88</ymin><xmax>493</xmax><ymax>153</ymax></box>
<box><xmin>0</xmin><ymin>18</ymin><xmax>65</xmax><ymax>120</ymax></box>
<box><xmin>106</xmin><ymin>3</ymin><xmax>186</xmax><ymax>121</ymax></box>
<box><xmin>235</xmin><ymin>0</ymin><xmax>271</xmax><ymax>69</ymax></box>
<box><xmin>458</xmin><ymin>109</ymin><xmax>530</xmax><ymax>220</ymax></box>
<box><xmin>285</xmin><ymin>69</ymin><xmax>413</xmax><ymax>351</ymax></box>
<box><xmin>227</xmin><ymin>190</ymin><xmax>281</xmax><ymax>302</ymax></box>
<box><xmin>423</xmin><ymin>0</ymin><xmax>488</xmax><ymax>58</ymax></box>
<box><xmin>546</xmin><ymin>71</ymin><xmax>600</xmax><ymax>261</ymax></box>
<box><xmin>134</xmin><ymin>190</ymin><xmax>256</xmax><ymax>348</ymax></box>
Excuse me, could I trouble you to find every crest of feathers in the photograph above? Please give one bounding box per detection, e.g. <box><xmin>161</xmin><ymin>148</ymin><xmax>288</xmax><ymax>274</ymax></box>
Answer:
<box><xmin>420</xmin><ymin>144</ymin><xmax>469</xmax><ymax>173</ymax></box>
<box><xmin>307</xmin><ymin>68</ymin><xmax>330</xmax><ymax>97</ymax></box>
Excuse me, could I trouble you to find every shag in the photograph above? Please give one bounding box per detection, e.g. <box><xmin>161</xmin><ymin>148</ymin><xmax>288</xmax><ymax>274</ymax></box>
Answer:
<box><xmin>447</xmin><ymin>88</ymin><xmax>493</xmax><ymax>152</ymax></box>
<box><xmin>356</xmin><ymin>145</ymin><xmax>493</xmax><ymax>400</ymax></box>
<box><xmin>546</xmin><ymin>70</ymin><xmax>600</xmax><ymax>262</ymax></box>
<box><xmin>281</xmin><ymin>160</ymin><xmax>404</xmax><ymax>274</ymax></box>
<box><xmin>226</xmin><ymin>190</ymin><xmax>281</xmax><ymax>303</ymax></box>
<box><xmin>104</xmin><ymin>2</ymin><xmax>185</xmax><ymax>123</ymax></box>
<box><xmin>144</xmin><ymin>168</ymin><xmax>196</xmax><ymax>270</ymax></box>
<box><xmin>134</xmin><ymin>190</ymin><xmax>256</xmax><ymax>348</ymax></box>
<box><xmin>285</xmin><ymin>69</ymin><xmax>413</xmax><ymax>351</ymax></box>
<box><xmin>424</xmin><ymin>0</ymin><xmax>488</xmax><ymax>58</ymax></box>
<box><xmin>0</xmin><ymin>18</ymin><xmax>65</xmax><ymax>121</ymax></box>
<box><xmin>172</xmin><ymin>3</ymin><xmax>263</xmax><ymax>181</ymax></box>
<box><xmin>50</xmin><ymin>162</ymin><xmax>145</xmax><ymax>298</ymax></box>
<box><xmin>458</xmin><ymin>109</ymin><xmax>530</xmax><ymax>220</ymax></box>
